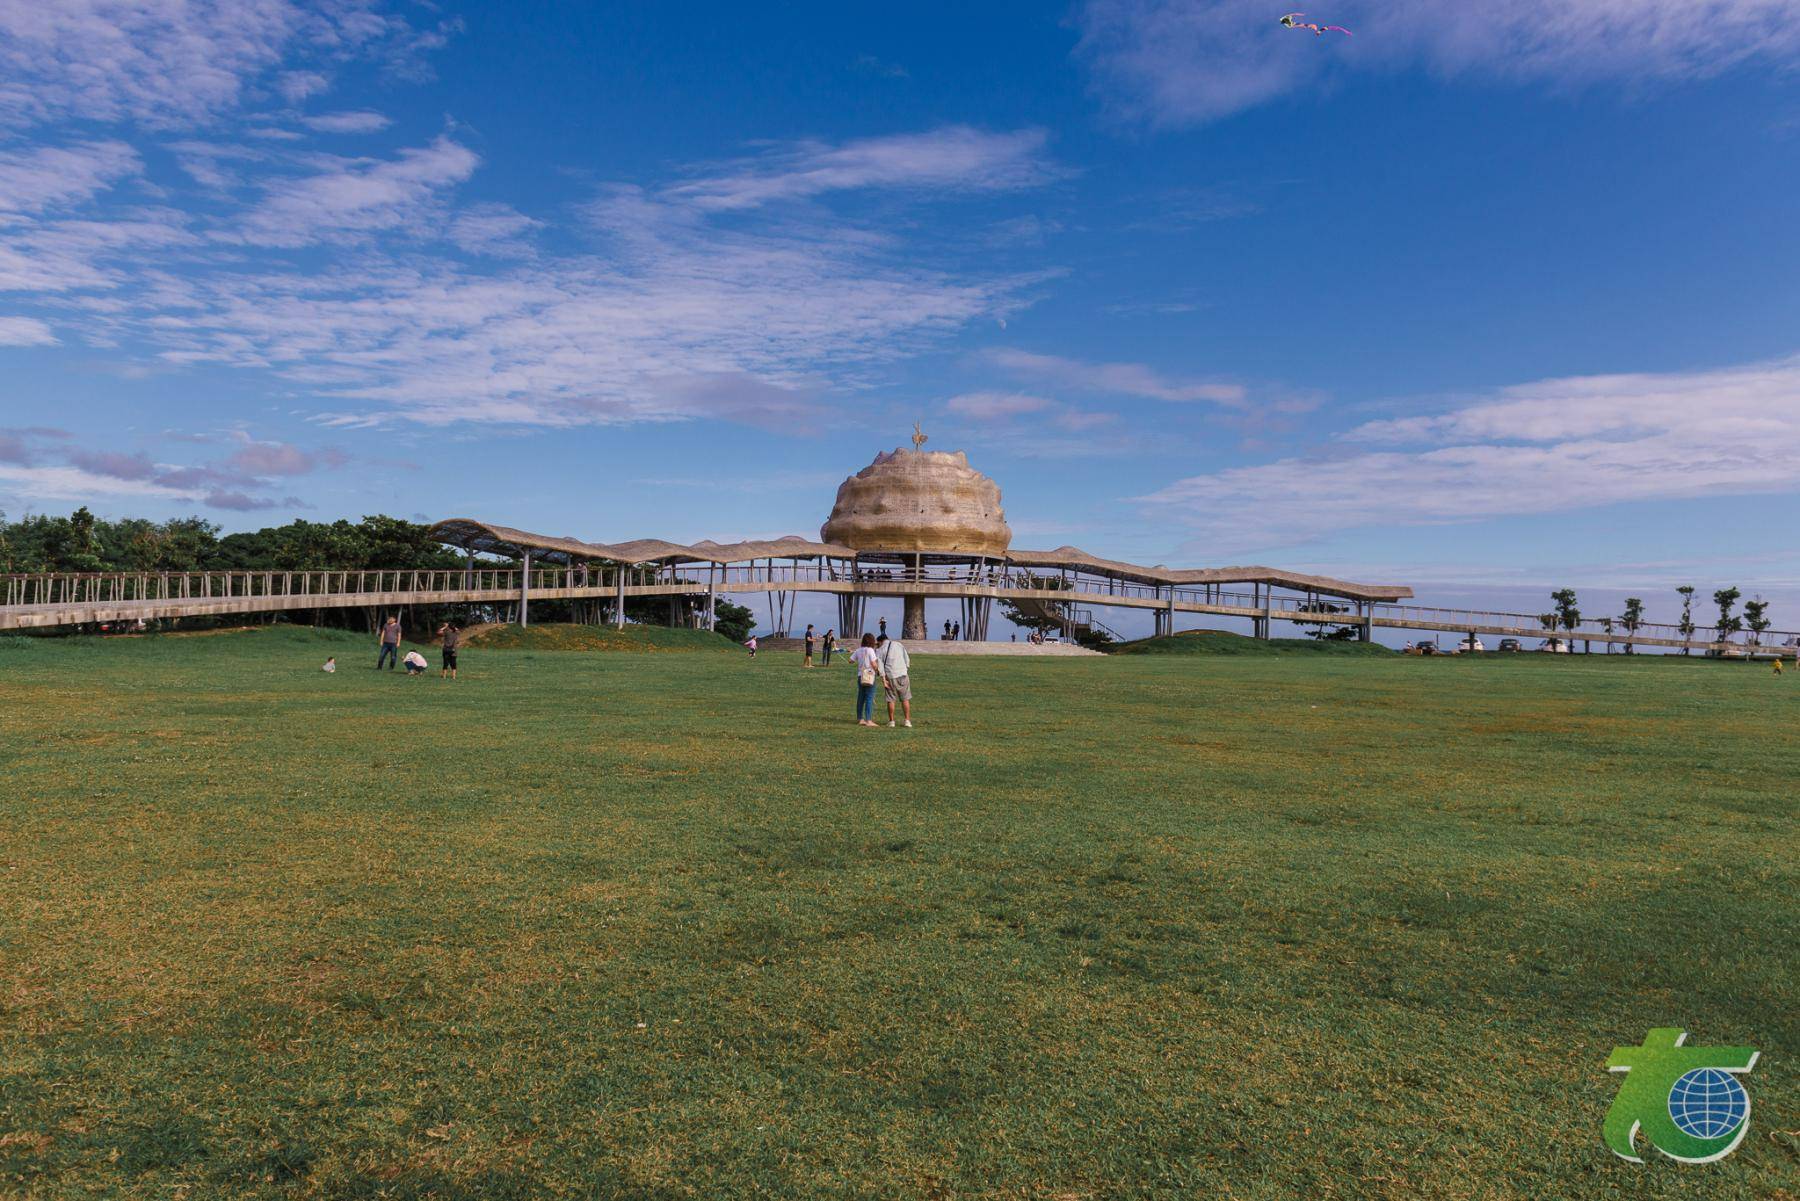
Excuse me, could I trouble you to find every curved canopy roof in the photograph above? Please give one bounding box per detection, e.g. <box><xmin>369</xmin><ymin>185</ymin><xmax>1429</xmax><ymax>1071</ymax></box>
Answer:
<box><xmin>430</xmin><ymin>518</ymin><xmax>1411</xmax><ymax>601</ymax></box>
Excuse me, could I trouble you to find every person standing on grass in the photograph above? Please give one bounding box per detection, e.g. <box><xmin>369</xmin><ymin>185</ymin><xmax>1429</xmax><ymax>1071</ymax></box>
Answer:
<box><xmin>822</xmin><ymin>629</ymin><xmax>835</xmax><ymax>666</ymax></box>
<box><xmin>376</xmin><ymin>615</ymin><xmax>402</xmax><ymax>670</ymax></box>
<box><xmin>851</xmin><ymin>633</ymin><xmax>883</xmax><ymax>727</ymax></box>
<box><xmin>438</xmin><ymin>622</ymin><xmax>461</xmax><ymax>680</ymax></box>
<box><xmin>878</xmin><ymin>634</ymin><xmax>913</xmax><ymax>728</ymax></box>
<box><xmin>803</xmin><ymin>623</ymin><xmax>815</xmax><ymax>668</ymax></box>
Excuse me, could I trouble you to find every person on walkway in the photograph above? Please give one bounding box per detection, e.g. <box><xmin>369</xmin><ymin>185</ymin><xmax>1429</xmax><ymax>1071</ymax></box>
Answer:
<box><xmin>952</xmin><ymin>621</ymin><xmax>960</xmax><ymax>641</ymax></box>
<box><xmin>878</xmin><ymin>617</ymin><xmax>887</xmax><ymax>640</ymax></box>
<box><xmin>376</xmin><ymin>615</ymin><xmax>402</xmax><ymax>670</ymax></box>
<box><xmin>438</xmin><ymin>622</ymin><xmax>461</xmax><ymax>680</ymax></box>
<box><xmin>851</xmin><ymin>633</ymin><xmax>883</xmax><ymax>727</ymax></box>
<box><xmin>803</xmin><ymin>624</ymin><xmax>815</xmax><ymax>668</ymax></box>
<box><xmin>943</xmin><ymin>619</ymin><xmax>952</xmax><ymax>640</ymax></box>
<box><xmin>402</xmin><ymin>650</ymin><xmax>429</xmax><ymax>676</ymax></box>
<box><xmin>821</xmin><ymin>629</ymin><xmax>835</xmax><ymax>666</ymax></box>
<box><xmin>744</xmin><ymin>635</ymin><xmax>758</xmax><ymax>658</ymax></box>
<box><xmin>878</xmin><ymin>634</ymin><xmax>913</xmax><ymax>728</ymax></box>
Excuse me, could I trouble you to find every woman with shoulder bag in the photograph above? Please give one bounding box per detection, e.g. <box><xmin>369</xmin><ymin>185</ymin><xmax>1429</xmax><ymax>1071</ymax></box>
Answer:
<box><xmin>850</xmin><ymin>632</ymin><xmax>883</xmax><ymax>727</ymax></box>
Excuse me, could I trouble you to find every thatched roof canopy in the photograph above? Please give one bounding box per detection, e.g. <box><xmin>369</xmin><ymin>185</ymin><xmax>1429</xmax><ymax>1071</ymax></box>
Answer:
<box><xmin>430</xmin><ymin>520</ymin><xmax>1410</xmax><ymax>601</ymax></box>
<box><xmin>428</xmin><ymin>520</ymin><xmax>856</xmax><ymax>566</ymax></box>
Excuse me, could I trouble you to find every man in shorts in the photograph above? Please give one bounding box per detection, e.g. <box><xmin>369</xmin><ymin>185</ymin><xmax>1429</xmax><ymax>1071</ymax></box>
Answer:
<box><xmin>438</xmin><ymin>622</ymin><xmax>461</xmax><ymax>680</ymax></box>
<box><xmin>803</xmin><ymin>623</ymin><xmax>815</xmax><ymax>668</ymax></box>
<box><xmin>877</xmin><ymin>634</ymin><xmax>913</xmax><ymax>728</ymax></box>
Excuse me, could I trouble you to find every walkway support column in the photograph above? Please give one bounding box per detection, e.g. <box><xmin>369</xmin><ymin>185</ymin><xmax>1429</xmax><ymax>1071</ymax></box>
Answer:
<box><xmin>1359</xmin><ymin>601</ymin><xmax>1372</xmax><ymax>643</ymax></box>
<box><xmin>519</xmin><ymin>551</ymin><xmax>531</xmax><ymax>628</ymax></box>
<box><xmin>902</xmin><ymin>594</ymin><xmax>927</xmax><ymax>641</ymax></box>
<box><xmin>615</xmin><ymin>565</ymin><xmax>626</xmax><ymax>629</ymax></box>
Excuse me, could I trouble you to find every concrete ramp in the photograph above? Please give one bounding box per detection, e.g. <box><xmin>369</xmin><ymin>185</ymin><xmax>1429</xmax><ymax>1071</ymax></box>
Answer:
<box><xmin>903</xmin><ymin>639</ymin><xmax>1102</xmax><ymax>657</ymax></box>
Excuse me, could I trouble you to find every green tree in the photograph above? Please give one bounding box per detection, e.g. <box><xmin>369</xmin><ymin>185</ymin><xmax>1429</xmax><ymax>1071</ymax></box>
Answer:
<box><xmin>711</xmin><ymin>600</ymin><xmax>755</xmax><ymax>644</ymax></box>
<box><xmin>1619</xmin><ymin>597</ymin><xmax>1645</xmax><ymax>655</ymax></box>
<box><xmin>1551</xmin><ymin>588</ymin><xmax>1582</xmax><ymax>650</ymax></box>
<box><xmin>1295</xmin><ymin>598</ymin><xmax>1358</xmax><ymax>641</ymax></box>
<box><xmin>1743</xmin><ymin>597</ymin><xmax>1770</xmax><ymax>646</ymax></box>
<box><xmin>1676</xmin><ymin>585</ymin><xmax>1696</xmax><ymax>654</ymax></box>
<box><xmin>1712</xmin><ymin>587</ymin><xmax>1742</xmax><ymax>644</ymax></box>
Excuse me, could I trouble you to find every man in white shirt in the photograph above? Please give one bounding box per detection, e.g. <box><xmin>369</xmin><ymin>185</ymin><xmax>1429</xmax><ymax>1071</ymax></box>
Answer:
<box><xmin>877</xmin><ymin>635</ymin><xmax>913</xmax><ymax>728</ymax></box>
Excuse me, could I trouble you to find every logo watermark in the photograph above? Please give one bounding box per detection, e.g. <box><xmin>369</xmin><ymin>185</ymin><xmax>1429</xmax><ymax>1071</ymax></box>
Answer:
<box><xmin>1605</xmin><ymin>1028</ymin><xmax>1759</xmax><ymax>1163</ymax></box>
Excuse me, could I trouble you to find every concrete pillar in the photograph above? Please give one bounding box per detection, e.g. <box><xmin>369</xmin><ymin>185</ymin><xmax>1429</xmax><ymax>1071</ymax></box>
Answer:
<box><xmin>1359</xmin><ymin>602</ymin><xmax>1372</xmax><ymax>643</ymax></box>
<box><xmin>615</xmin><ymin>566</ymin><xmax>625</xmax><ymax>629</ymax></box>
<box><xmin>519</xmin><ymin>551</ymin><xmax>531</xmax><ymax>627</ymax></box>
<box><xmin>903</xmin><ymin>594</ymin><xmax>927</xmax><ymax>641</ymax></box>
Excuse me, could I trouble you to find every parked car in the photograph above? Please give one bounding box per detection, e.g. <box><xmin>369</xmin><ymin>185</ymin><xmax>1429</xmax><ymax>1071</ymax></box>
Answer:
<box><xmin>1416</xmin><ymin>640</ymin><xmax>1442</xmax><ymax>655</ymax></box>
<box><xmin>1538</xmin><ymin>638</ymin><xmax>1571</xmax><ymax>653</ymax></box>
<box><xmin>1497</xmin><ymin>638</ymin><xmax>1522</xmax><ymax>652</ymax></box>
<box><xmin>1459</xmin><ymin>635</ymin><xmax>1486</xmax><ymax>653</ymax></box>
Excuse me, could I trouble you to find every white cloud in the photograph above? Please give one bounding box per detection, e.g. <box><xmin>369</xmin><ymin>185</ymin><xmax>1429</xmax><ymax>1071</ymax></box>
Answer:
<box><xmin>300</xmin><ymin>109</ymin><xmax>392</xmax><ymax>134</ymax></box>
<box><xmin>0</xmin><ymin>462</ymin><xmax>185</xmax><ymax>502</ymax></box>
<box><xmin>0</xmin><ymin>140</ymin><xmax>140</xmax><ymax>213</ymax></box>
<box><xmin>232</xmin><ymin>136</ymin><xmax>479</xmax><ymax>246</ymax></box>
<box><xmin>945</xmin><ymin>391</ymin><xmax>1053</xmax><ymax>420</ymax></box>
<box><xmin>666</xmin><ymin>126</ymin><xmax>1060</xmax><ymax>212</ymax></box>
<box><xmin>0</xmin><ymin>316</ymin><xmax>57</xmax><ymax>345</ymax></box>
<box><xmin>1076</xmin><ymin>0</ymin><xmax>1800</xmax><ymax>125</ymax></box>
<box><xmin>0</xmin><ymin>122</ymin><xmax>1052</xmax><ymax>432</ymax></box>
<box><xmin>1139</xmin><ymin>354</ymin><xmax>1800</xmax><ymax>549</ymax></box>
<box><xmin>984</xmin><ymin>347</ymin><xmax>1245</xmax><ymax>404</ymax></box>
<box><xmin>0</xmin><ymin>1</ymin><xmax>422</xmax><ymax>130</ymax></box>
<box><xmin>448</xmin><ymin>203</ymin><xmax>540</xmax><ymax>255</ymax></box>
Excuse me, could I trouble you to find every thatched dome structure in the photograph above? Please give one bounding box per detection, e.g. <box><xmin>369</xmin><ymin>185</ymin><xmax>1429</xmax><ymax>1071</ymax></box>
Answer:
<box><xmin>821</xmin><ymin>446</ymin><xmax>1011</xmax><ymax>556</ymax></box>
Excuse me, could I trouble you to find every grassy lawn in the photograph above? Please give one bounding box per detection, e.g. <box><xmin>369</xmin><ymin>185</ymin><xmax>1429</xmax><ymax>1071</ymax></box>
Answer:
<box><xmin>0</xmin><ymin>627</ymin><xmax>1794</xmax><ymax>1199</ymax></box>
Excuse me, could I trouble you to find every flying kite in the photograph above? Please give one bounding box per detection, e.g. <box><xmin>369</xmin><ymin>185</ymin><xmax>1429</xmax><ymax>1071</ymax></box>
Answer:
<box><xmin>1279</xmin><ymin>13</ymin><xmax>1352</xmax><ymax>36</ymax></box>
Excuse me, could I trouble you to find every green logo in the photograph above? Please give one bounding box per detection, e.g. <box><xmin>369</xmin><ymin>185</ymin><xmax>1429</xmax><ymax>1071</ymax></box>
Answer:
<box><xmin>1605</xmin><ymin>1029</ymin><xmax>1758</xmax><ymax>1163</ymax></box>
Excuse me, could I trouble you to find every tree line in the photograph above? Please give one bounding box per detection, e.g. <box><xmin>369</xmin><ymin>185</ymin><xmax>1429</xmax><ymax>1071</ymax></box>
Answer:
<box><xmin>0</xmin><ymin>508</ymin><xmax>752</xmax><ymax>641</ymax></box>
<box><xmin>1541</xmin><ymin>586</ymin><xmax>1774</xmax><ymax>653</ymax></box>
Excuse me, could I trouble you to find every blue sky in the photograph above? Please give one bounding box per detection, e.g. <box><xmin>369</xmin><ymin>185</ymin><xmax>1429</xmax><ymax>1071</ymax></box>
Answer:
<box><xmin>3</xmin><ymin>1</ymin><xmax>1800</xmax><ymax>632</ymax></box>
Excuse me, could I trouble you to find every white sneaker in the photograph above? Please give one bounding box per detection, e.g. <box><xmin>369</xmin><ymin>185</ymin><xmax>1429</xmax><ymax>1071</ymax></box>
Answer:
<box><xmin>887</xmin><ymin>720</ymin><xmax>896</xmax><ymax>727</ymax></box>
<box><xmin>903</xmin><ymin>720</ymin><xmax>913</xmax><ymax>728</ymax></box>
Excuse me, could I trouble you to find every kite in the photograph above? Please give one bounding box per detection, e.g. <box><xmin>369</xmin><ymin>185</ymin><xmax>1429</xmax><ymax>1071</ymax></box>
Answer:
<box><xmin>1279</xmin><ymin>13</ymin><xmax>1352</xmax><ymax>36</ymax></box>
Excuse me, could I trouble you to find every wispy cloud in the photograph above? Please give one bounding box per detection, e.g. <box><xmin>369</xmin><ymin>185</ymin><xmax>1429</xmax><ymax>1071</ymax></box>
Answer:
<box><xmin>0</xmin><ymin>140</ymin><xmax>141</xmax><ymax>214</ymax></box>
<box><xmin>665</xmin><ymin>126</ymin><xmax>1061</xmax><ymax>212</ymax></box>
<box><xmin>232</xmin><ymin>135</ymin><xmax>480</xmax><ymax>246</ymax></box>
<box><xmin>1076</xmin><ymin>0</ymin><xmax>1800</xmax><ymax>125</ymax></box>
<box><xmin>299</xmin><ymin>109</ymin><xmax>392</xmax><ymax>135</ymax></box>
<box><xmin>1139</xmin><ymin>354</ymin><xmax>1800</xmax><ymax>550</ymax></box>
<box><xmin>33</xmin><ymin>133</ymin><xmax>1047</xmax><ymax>431</ymax></box>
<box><xmin>984</xmin><ymin>347</ymin><xmax>1245</xmax><ymax>404</ymax></box>
<box><xmin>0</xmin><ymin>316</ymin><xmax>57</xmax><ymax>346</ymax></box>
<box><xmin>0</xmin><ymin>431</ymin><xmax>347</xmax><ymax>512</ymax></box>
<box><xmin>0</xmin><ymin>1</ymin><xmax>435</xmax><ymax>131</ymax></box>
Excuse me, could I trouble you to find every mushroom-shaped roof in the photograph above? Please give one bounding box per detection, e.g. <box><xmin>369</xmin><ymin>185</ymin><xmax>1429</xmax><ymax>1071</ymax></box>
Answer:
<box><xmin>820</xmin><ymin>447</ymin><xmax>1011</xmax><ymax>556</ymax></box>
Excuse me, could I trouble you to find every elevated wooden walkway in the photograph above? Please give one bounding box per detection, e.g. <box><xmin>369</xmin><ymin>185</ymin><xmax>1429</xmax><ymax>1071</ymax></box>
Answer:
<box><xmin>3</xmin><ymin>564</ymin><xmax>1793</xmax><ymax>656</ymax></box>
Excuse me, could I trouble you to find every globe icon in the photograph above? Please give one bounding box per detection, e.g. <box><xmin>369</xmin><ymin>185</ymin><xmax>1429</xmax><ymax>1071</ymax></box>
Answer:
<box><xmin>1667</xmin><ymin>1068</ymin><xmax>1749</xmax><ymax>1140</ymax></box>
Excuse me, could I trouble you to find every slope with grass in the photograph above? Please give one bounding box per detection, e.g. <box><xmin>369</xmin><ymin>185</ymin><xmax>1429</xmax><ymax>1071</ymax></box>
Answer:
<box><xmin>0</xmin><ymin>629</ymin><xmax>1793</xmax><ymax>1199</ymax></box>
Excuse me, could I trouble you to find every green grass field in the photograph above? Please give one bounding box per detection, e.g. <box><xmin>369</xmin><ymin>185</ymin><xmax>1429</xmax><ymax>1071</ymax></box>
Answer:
<box><xmin>1</xmin><ymin>627</ymin><xmax>1794</xmax><ymax>1199</ymax></box>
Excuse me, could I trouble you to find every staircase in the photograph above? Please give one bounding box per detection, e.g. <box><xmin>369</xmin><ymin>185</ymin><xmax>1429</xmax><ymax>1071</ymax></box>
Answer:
<box><xmin>1009</xmin><ymin>595</ymin><xmax>1120</xmax><ymax>644</ymax></box>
